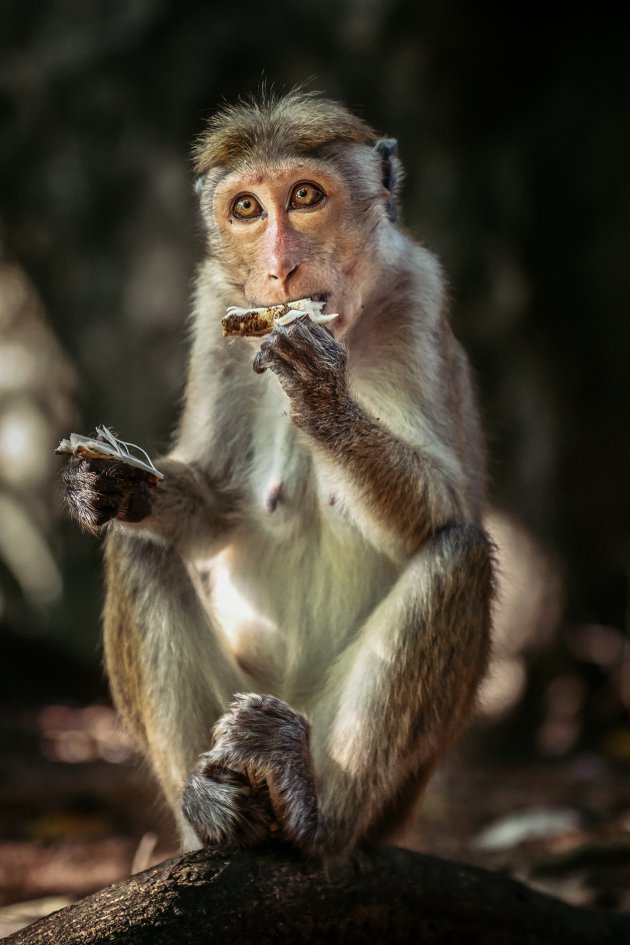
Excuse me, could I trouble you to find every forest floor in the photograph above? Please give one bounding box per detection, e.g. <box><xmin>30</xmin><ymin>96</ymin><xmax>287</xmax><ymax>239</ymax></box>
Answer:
<box><xmin>0</xmin><ymin>700</ymin><xmax>629</xmax><ymax>937</ymax></box>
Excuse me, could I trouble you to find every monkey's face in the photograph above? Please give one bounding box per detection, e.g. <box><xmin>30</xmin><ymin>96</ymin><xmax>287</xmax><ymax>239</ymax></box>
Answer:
<box><xmin>208</xmin><ymin>158</ymin><xmax>386</xmax><ymax>338</ymax></box>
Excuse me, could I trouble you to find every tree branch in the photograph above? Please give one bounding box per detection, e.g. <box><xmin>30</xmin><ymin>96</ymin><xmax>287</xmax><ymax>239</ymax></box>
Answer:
<box><xmin>5</xmin><ymin>846</ymin><xmax>629</xmax><ymax>945</ymax></box>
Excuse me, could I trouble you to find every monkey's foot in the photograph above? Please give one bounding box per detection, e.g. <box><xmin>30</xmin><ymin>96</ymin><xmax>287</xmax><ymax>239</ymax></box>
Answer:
<box><xmin>182</xmin><ymin>761</ymin><xmax>275</xmax><ymax>848</ymax></box>
<box><xmin>210</xmin><ymin>693</ymin><xmax>311</xmax><ymax>772</ymax></box>
<box><xmin>204</xmin><ymin>694</ymin><xmax>318</xmax><ymax>849</ymax></box>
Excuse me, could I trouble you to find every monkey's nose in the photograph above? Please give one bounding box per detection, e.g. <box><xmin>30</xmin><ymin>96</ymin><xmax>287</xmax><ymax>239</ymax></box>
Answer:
<box><xmin>267</xmin><ymin>254</ymin><xmax>299</xmax><ymax>283</ymax></box>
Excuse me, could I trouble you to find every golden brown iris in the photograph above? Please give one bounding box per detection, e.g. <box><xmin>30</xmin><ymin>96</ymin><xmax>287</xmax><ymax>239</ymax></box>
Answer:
<box><xmin>231</xmin><ymin>194</ymin><xmax>263</xmax><ymax>220</ymax></box>
<box><xmin>289</xmin><ymin>182</ymin><xmax>325</xmax><ymax>209</ymax></box>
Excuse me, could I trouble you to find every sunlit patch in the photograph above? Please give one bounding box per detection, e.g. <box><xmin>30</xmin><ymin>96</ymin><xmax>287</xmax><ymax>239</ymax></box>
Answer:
<box><xmin>480</xmin><ymin>657</ymin><xmax>527</xmax><ymax>718</ymax></box>
<box><xmin>486</xmin><ymin>510</ymin><xmax>564</xmax><ymax>655</ymax></box>
<box><xmin>0</xmin><ymin>343</ymin><xmax>37</xmax><ymax>390</ymax></box>
<box><xmin>370</xmin><ymin>636</ymin><xmax>396</xmax><ymax>666</ymax></box>
<box><xmin>0</xmin><ymin>496</ymin><xmax>61</xmax><ymax>604</ymax></box>
<box><xmin>568</xmin><ymin>623</ymin><xmax>625</xmax><ymax>669</ymax></box>
<box><xmin>0</xmin><ymin>400</ymin><xmax>49</xmax><ymax>487</ymax></box>
<box><xmin>37</xmin><ymin>704</ymin><xmax>133</xmax><ymax>764</ymax></box>
<box><xmin>473</xmin><ymin>807</ymin><xmax>581</xmax><ymax>852</ymax></box>
<box><xmin>481</xmin><ymin>510</ymin><xmax>564</xmax><ymax>720</ymax></box>
<box><xmin>210</xmin><ymin>553</ymin><xmax>277</xmax><ymax>648</ymax></box>
<box><xmin>328</xmin><ymin>707</ymin><xmax>362</xmax><ymax>774</ymax></box>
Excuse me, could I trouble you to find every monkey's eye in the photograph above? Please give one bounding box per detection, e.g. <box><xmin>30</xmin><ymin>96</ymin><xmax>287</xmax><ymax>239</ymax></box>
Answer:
<box><xmin>289</xmin><ymin>182</ymin><xmax>325</xmax><ymax>210</ymax></box>
<box><xmin>231</xmin><ymin>194</ymin><xmax>263</xmax><ymax>220</ymax></box>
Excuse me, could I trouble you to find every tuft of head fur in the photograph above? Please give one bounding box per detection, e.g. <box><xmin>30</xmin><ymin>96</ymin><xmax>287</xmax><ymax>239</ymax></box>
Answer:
<box><xmin>193</xmin><ymin>89</ymin><xmax>378</xmax><ymax>174</ymax></box>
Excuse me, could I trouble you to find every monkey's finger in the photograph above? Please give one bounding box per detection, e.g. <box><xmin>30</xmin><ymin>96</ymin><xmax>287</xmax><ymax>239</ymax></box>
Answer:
<box><xmin>252</xmin><ymin>328</ymin><xmax>293</xmax><ymax>375</ymax></box>
<box><xmin>266</xmin><ymin>327</ymin><xmax>322</xmax><ymax>381</ymax></box>
<box><xmin>252</xmin><ymin>347</ymin><xmax>272</xmax><ymax>374</ymax></box>
<box><xmin>301</xmin><ymin>321</ymin><xmax>348</xmax><ymax>369</ymax></box>
<box><xmin>306</xmin><ymin>320</ymin><xmax>335</xmax><ymax>341</ymax></box>
<box><xmin>285</xmin><ymin>321</ymin><xmax>342</xmax><ymax>371</ymax></box>
<box><xmin>203</xmin><ymin>745</ymin><xmax>263</xmax><ymax>788</ymax></box>
<box><xmin>252</xmin><ymin>348</ymin><xmax>300</xmax><ymax>384</ymax></box>
<box><xmin>252</xmin><ymin>334</ymin><xmax>304</xmax><ymax>386</ymax></box>
<box><xmin>285</xmin><ymin>319</ymin><xmax>329</xmax><ymax>353</ymax></box>
<box><xmin>197</xmin><ymin>757</ymin><xmax>249</xmax><ymax>786</ymax></box>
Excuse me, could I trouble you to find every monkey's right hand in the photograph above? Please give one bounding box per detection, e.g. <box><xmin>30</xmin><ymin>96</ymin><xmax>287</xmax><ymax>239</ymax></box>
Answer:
<box><xmin>62</xmin><ymin>456</ymin><xmax>154</xmax><ymax>535</ymax></box>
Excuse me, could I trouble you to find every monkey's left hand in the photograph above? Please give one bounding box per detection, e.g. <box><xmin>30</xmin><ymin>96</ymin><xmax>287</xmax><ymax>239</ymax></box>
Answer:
<box><xmin>252</xmin><ymin>321</ymin><xmax>349</xmax><ymax>433</ymax></box>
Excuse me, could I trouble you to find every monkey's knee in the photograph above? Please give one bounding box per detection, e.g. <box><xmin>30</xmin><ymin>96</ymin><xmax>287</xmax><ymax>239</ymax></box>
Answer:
<box><xmin>430</xmin><ymin>522</ymin><xmax>495</xmax><ymax>597</ymax></box>
<box><xmin>182</xmin><ymin>761</ymin><xmax>275</xmax><ymax>849</ymax></box>
<box><xmin>415</xmin><ymin>522</ymin><xmax>494</xmax><ymax>670</ymax></box>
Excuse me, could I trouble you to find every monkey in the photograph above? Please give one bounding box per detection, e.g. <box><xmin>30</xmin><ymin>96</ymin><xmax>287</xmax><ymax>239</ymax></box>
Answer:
<box><xmin>62</xmin><ymin>90</ymin><xmax>494</xmax><ymax>858</ymax></box>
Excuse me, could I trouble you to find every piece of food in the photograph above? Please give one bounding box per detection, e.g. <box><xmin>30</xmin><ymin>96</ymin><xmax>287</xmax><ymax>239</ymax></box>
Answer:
<box><xmin>55</xmin><ymin>426</ymin><xmax>164</xmax><ymax>480</ymax></box>
<box><xmin>221</xmin><ymin>297</ymin><xmax>338</xmax><ymax>337</ymax></box>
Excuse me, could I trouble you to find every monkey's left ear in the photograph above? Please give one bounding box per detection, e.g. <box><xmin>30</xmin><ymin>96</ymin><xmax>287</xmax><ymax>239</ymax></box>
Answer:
<box><xmin>375</xmin><ymin>138</ymin><xmax>403</xmax><ymax>223</ymax></box>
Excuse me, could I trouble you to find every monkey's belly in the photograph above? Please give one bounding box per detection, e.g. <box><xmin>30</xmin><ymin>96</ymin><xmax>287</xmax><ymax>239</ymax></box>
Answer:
<box><xmin>204</xmin><ymin>523</ymin><xmax>398</xmax><ymax>704</ymax></box>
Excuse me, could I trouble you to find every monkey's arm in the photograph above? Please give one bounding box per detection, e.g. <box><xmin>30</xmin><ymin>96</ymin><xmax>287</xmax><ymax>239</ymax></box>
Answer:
<box><xmin>253</xmin><ymin>321</ymin><xmax>470</xmax><ymax>559</ymax></box>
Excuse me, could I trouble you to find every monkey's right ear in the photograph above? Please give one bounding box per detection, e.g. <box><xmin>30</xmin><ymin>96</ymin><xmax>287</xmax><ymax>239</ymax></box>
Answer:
<box><xmin>375</xmin><ymin>138</ymin><xmax>403</xmax><ymax>223</ymax></box>
<box><xmin>194</xmin><ymin>176</ymin><xmax>206</xmax><ymax>195</ymax></box>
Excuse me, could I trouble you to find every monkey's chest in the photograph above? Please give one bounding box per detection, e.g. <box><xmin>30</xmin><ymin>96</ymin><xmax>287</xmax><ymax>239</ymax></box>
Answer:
<box><xmin>208</xmin><ymin>403</ymin><xmax>397</xmax><ymax>699</ymax></box>
<box><xmin>258</xmin><ymin>468</ymin><xmax>341</xmax><ymax>528</ymax></box>
<box><xmin>250</xmin><ymin>409</ymin><xmax>343</xmax><ymax>532</ymax></box>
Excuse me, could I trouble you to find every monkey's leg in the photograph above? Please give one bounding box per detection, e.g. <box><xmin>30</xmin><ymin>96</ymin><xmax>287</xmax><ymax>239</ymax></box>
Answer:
<box><xmin>199</xmin><ymin>523</ymin><xmax>493</xmax><ymax>856</ymax></box>
<box><xmin>311</xmin><ymin>522</ymin><xmax>493</xmax><ymax>852</ymax></box>
<box><xmin>104</xmin><ymin>531</ymin><xmax>274</xmax><ymax>849</ymax></box>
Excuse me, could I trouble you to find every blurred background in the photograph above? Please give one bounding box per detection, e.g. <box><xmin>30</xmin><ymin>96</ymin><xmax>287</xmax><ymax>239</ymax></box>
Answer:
<box><xmin>0</xmin><ymin>0</ymin><xmax>628</xmax><ymax>929</ymax></box>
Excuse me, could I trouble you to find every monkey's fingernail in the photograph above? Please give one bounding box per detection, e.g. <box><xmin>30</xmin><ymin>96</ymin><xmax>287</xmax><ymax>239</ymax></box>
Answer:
<box><xmin>253</xmin><ymin>349</ymin><xmax>273</xmax><ymax>374</ymax></box>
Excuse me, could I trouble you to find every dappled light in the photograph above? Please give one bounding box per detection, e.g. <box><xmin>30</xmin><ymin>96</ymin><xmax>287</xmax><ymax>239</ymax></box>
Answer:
<box><xmin>0</xmin><ymin>496</ymin><xmax>61</xmax><ymax>606</ymax></box>
<box><xmin>37</xmin><ymin>704</ymin><xmax>132</xmax><ymax>765</ymax></box>
<box><xmin>481</xmin><ymin>510</ymin><xmax>563</xmax><ymax>719</ymax></box>
<box><xmin>0</xmin><ymin>400</ymin><xmax>50</xmax><ymax>487</ymax></box>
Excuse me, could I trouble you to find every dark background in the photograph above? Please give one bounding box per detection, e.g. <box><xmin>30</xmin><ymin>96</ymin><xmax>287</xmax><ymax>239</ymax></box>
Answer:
<box><xmin>0</xmin><ymin>0</ymin><xmax>628</xmax><ymax>850</ymax></box>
